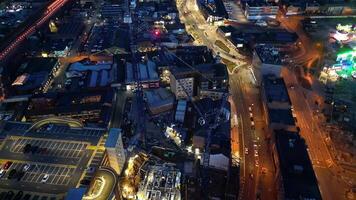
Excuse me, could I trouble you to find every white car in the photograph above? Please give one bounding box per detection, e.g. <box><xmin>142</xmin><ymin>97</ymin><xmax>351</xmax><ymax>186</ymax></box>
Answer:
<box><xmin>41</xmin><ymin>174</ymin><xmax>49</xmax><ymax>183</ymax></box>
<box><xmin>245</xmin><ymin>148</ymin><xmax>249</xmax><ymax>155</ymax></box>
<box><xmin>254</xmin><ymin>150</ymin><xmax>258</xmax><ymax>157</ymax></box>
<box><xmin>23</xmin><ymin>164</ymin><xmax>30</xmax><ymax>171</ymax></box>
<box><xmin>0</xmin><ymin>169</ymin><xmax>5</xmax><ymax>178</ymax></box>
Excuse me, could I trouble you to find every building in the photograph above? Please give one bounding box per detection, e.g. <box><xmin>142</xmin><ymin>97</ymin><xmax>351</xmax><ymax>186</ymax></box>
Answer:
<box><xmin>197</xmin><ymin>0</ymin><xmax>228</xmax><ymax>23</ymax></box>
<box><xmin>252</xmin><ymin>44</ymin><xmax>284</xmax><ymax>78</ymax></box>
<box><xmin>170</xmin><ymin>67</ymin><xmax>195</xmax><ymax>99</ymax></box>
<box><xmin>196</xmin><ymin>63</ymin><xmax>229</xmax><ymax>100</ymax></box>
<box><xmin>101</xmin><ymin>4</ymin><xmax>123</xmax><ymax>19</ymax></box>
<box><xmin>260</xmin><ymin>74</ymin><xmax>297</xmax><ymax>134</ymax></box>
<box><xmin>261</xmin><ymin>75</ymin><xmax>291</xmax><ymax>110</ymax></box>
<box><xmin>102</xmin><ymin>128</ymin><xmax>126</xmax><ymax>175</ymax></box>
<box><xmin>67</xmin><ymin>60</ymin><xmax>114</xmax><ymax>89</ymax></box>
<box><xmin>48</xmin><ymin>21</ymin><xmax>84</xmax><ymax>40</ymax></box>
<box><xmin>243</xmin><ymin>2</ymin><xmax>279</xmax><ymax>20</ymax></box>
<box><xmin>175</xmin><ymin>46</ymin><xmax>215</xmax><ymax>66</ymax></box>
<box><xmin>42</xmin><ymin>39</ymin><xmax>72</xmax><ymax>57</ymax></box>
<box><xmin>125</xmin><ymin>59</ymin><xmax>160</xmax><ymax>90</ymax></box>
<box><xmin>24</xmin><ymin>89</ymin><xmax>114</xmax><ymax>127</ymax></box>
<box><xmin>230</xmin><ymin>29</ymin><xmax>298</xmax><ymax>47</ymax></box>
<box><xmin>217</xmin><ymin>25</ymin><xmax>235</xmax><ymax>38</ymax></box>
<box><xmin>144</xmin><ymin>88</ymin><xmax>175</xmax><ymax>115</ymax></box>
<box><xmin>282</xmin><ymin>0</ymin><xmax>356</xmax><ymax>15</ymax></box>
<box><xmin>137</xmin><ymin>163</ymin><xmax>181</xmax><ymax>200</ymax></box>
<box><xmin>170</xmin><ymin>63</ymin><xmax>228</xmax><ymax>100</ymax></box>
<box><xmin>267</xmin><ymin>108</ymin><xmax>296</xmax><ymax>131</ymax></box>
<box><xmin>11</xmin><ymin>58</ymin><xmax>59</xmax><ymax>94</ymax></box>
<box><xmin>175</xmin><ymin>100</ymin><xmax>187</xmax><ymax>123</ymax></box>
<box><xmin>272</xmin><ymin>130</ymin><xmax>322</xmax><ymax>200</ymax></box>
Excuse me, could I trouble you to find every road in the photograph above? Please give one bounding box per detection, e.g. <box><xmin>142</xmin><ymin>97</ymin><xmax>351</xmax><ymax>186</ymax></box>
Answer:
<box><xmin>282</xmin><ymin>67</ymin><xmax>354</xmax><ymax>200</ymax></box>
<box><xmin>230</xmin><ymin>68</ymin><xmax>277</xmax><ymax>200</ymax></box>
<box><xmin>277</xmin><ymin>12</ymin><xmax>355</xmax><ymax>200</ymax></box>
<box><xmin>0</xmin><ymin>0</ymin><xmax>70</xmax><ymax>61</ymax></box>
<box><xmin>177</xmin><ymin>0</ymin><xmax>245</xmax><ymax>65</ymax></box>
<box><xmin>176</xmin><ymin>0</ymin><xmax>278</xmax><ymax>199</ymax></box>
<box><xmin>277</xmin><ymin>14</ymin><xmax>322</xmax><ymax>69</ymax></box>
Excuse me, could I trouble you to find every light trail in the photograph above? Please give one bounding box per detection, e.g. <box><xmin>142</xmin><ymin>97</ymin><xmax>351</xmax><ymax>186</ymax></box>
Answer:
<box><xmin>0</xmin><ymin>0</ymin><xmax>69</xmax><ymax>61</ymax></box>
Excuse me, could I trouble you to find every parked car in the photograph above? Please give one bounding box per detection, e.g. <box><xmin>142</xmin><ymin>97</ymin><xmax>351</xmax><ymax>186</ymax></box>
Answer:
<box><xmin>0</xmin><ymin>169</ymin><xmax>5</xmax><ymax>178</ymax></box>
<box><xmin>3</xmin><ymin>161</ymin><xmax>12</xmax><ymax>170</ymax></box>
<box><xmin>41</xmin><ymin>174</ymin><xmax>49</xmax><ymax>183</ymax></box>
<box><xmin>23</xmin><ymin>164</ymin><xmax>30</xmax><ymax>172</ymax></box>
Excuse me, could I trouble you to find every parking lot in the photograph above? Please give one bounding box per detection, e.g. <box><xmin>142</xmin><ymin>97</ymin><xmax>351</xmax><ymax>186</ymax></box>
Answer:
<box><xmin>9</xmin><ymin>138</ymin><xmax>88</xmax><ymax>159</ymax></box>
<box><xmin>1</xmin><ymin>162</ymin><xmax>75</xmax><ymax>186</ymax></box>
<box><xmin>38</xmin><ymin>125</ymin><xmax>104</xmax><ymax>139</ymax></box>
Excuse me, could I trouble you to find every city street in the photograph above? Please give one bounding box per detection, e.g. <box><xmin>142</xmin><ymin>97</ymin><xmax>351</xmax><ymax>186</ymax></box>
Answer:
<box><xmin>230</xmin><ymin>68</ymin><xmax>277</xmax><ymax>200</ymax></box>
<box><xmin>176</xmin><ymin>0</ymin><xmax>278</xmax><ymax>199</ymax></box>
<box><xmin>177</xmin><ymin>0</ymin><xmax>245</xmax><ymax>66</ymax></box>
<box><xmin>282</xmin><ymin>67</ymin><xmax>355</xmax><ymax>200</ymax></box>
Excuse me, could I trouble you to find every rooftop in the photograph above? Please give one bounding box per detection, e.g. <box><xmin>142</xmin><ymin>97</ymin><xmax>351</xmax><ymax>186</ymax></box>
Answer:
<box><xmin>262</xmin><ymin>75</ymin><xmax>290</xmax><ymax>103</ymax></box>
<box><xmin>255</xmin><ymin>44</ymin><xmax>283</xmax><ymax>65</ymax></box>
<box><xmin>105</xmin><ymin>128</ymin><xmax>122</xmax><ymax>148</ymax></box>
<box><xmin>18</xmin><ymin>57</ymin><xmax>58</xmax><ymax>74</ymax></box>
<box><xmin>275</xmin><ymin>130</ymin><xmax>322</xmax><ymax>200</ymax></box>
<box><xmin>145</xmin><ymin>88</ymin><xmax>175</xmax><ymax>115</ymax></box>
<box><xmin>268</xmin><ymin>108</ymin><xmax>295</xmax><ymax>126</ymax></box>
<box><xmin>138</xmin><ymin>163</ymin><xmax>181</xmax><ymax>200</ymax></box>
<box><xmin>198</xmin><ymin>0</ymin><xmax>228</xmax><ymax>18</ymax></box>
<box><xmin>175</xmin><ymin>46</ymin><xmax>215</xmax><ymax>66</ymax></box>
<box><xmin>24</xmin><ymin>89</ymin><xmax>114</xmax><ymax>127</ymax></box>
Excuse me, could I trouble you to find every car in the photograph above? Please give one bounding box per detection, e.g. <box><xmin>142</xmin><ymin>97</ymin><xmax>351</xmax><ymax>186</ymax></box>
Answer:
<box><xmin>86</xmin><ymin>166</ymin><xmax>96</xmax><ymax>174</ymax></box>
<box><xmin>244</xmin><ymin>148</ymin><xmax>249</xmax><ymax>155</ymax></box>
<box><xmin>22</xmin><ymin>194</ymin><xmax>31</xmax><ymax>200</ymax></box>
<box><xmin>41</xmin><ymin>174</ymin><xmax>49</xmax><ymax>183</ymax></box>
<box><xmin>7</xmin><ymin>169</ymin><xmax>16</xmax><ymax>179</ymax></box>
<box><xmin>0</xmin><ymin>169</ymin><xmax>5</xmax><ymax>178</ymax></box>
<box><xmin>248</xmin><ymin>106</ymin><xmax>252</xmax><ymax>112</ymax></box>
<box><xmin>5</xmin><ymin>191</ymin><xmax>14</xmax><ymax>199</ymax></box>
<box><xmin>255</xmin><ymin>160</ymin><xmax>259</xmax><ymax>167</ymax></box>
<box><xmin>254</xmin><ymin>150</ymin><xmax>258</xmax><ymax>157</ymax></box>
<box><xmin>46</xmin><ymin>124</ymin><xmax>54</xmax><ymax>131</ymax></box>
<box><xmin>249</xmin><ymin>173</ymin><xmax>254</xmax><ymax>179</ymax></box>
<box><xmin>23</xmin><ymin>164</ymin><xmax>30</xmax><ymax>172</ymax></box>
<box><xmin>3</xmin><ymin>161</ymin><xmax>12</xmax><ymax>170</ymax></box>
<box><xmin>13</xmin><ymin>191</ymin><xmax>23</xmax><ymax>200</ymax></box>
<box><xmin>16</xmin><ymin>171</ymin><xmax>25</xmax><ymax>181</ymax></box>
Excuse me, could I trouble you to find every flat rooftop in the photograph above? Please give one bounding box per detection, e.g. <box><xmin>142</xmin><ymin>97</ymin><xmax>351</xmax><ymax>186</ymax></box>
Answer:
<box><xmin>268</xmin><ymin>108</ymin><xmax>295</xmax><ymax>126</ymax></box>
<box><xmin>255</xmin><ymin>45</ymin><xmax>282</xmax><ymax>65</ymax></box>
<box><xmin>275</xmin><ymin>130</ymin><xmax>322</xmax><ymax>200</ymax></box>
<box><xmin>262</xmin><ymin>75</ymin><xmax>290</xmax><ymax>103</ymax></box>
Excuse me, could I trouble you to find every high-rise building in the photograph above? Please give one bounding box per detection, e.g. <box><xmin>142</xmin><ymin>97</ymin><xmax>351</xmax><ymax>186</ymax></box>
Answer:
<box><xmin>102</xmin><ymin>128</ymin><xmax>126</xmax><ymax>175</ymax></box>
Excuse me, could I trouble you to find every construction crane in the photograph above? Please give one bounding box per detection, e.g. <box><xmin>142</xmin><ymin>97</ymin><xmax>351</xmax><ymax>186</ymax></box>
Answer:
<box><xmin>161</xmin><ymin>46</ymin><xmax>229</xmax><ymax>197</ymax></box>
